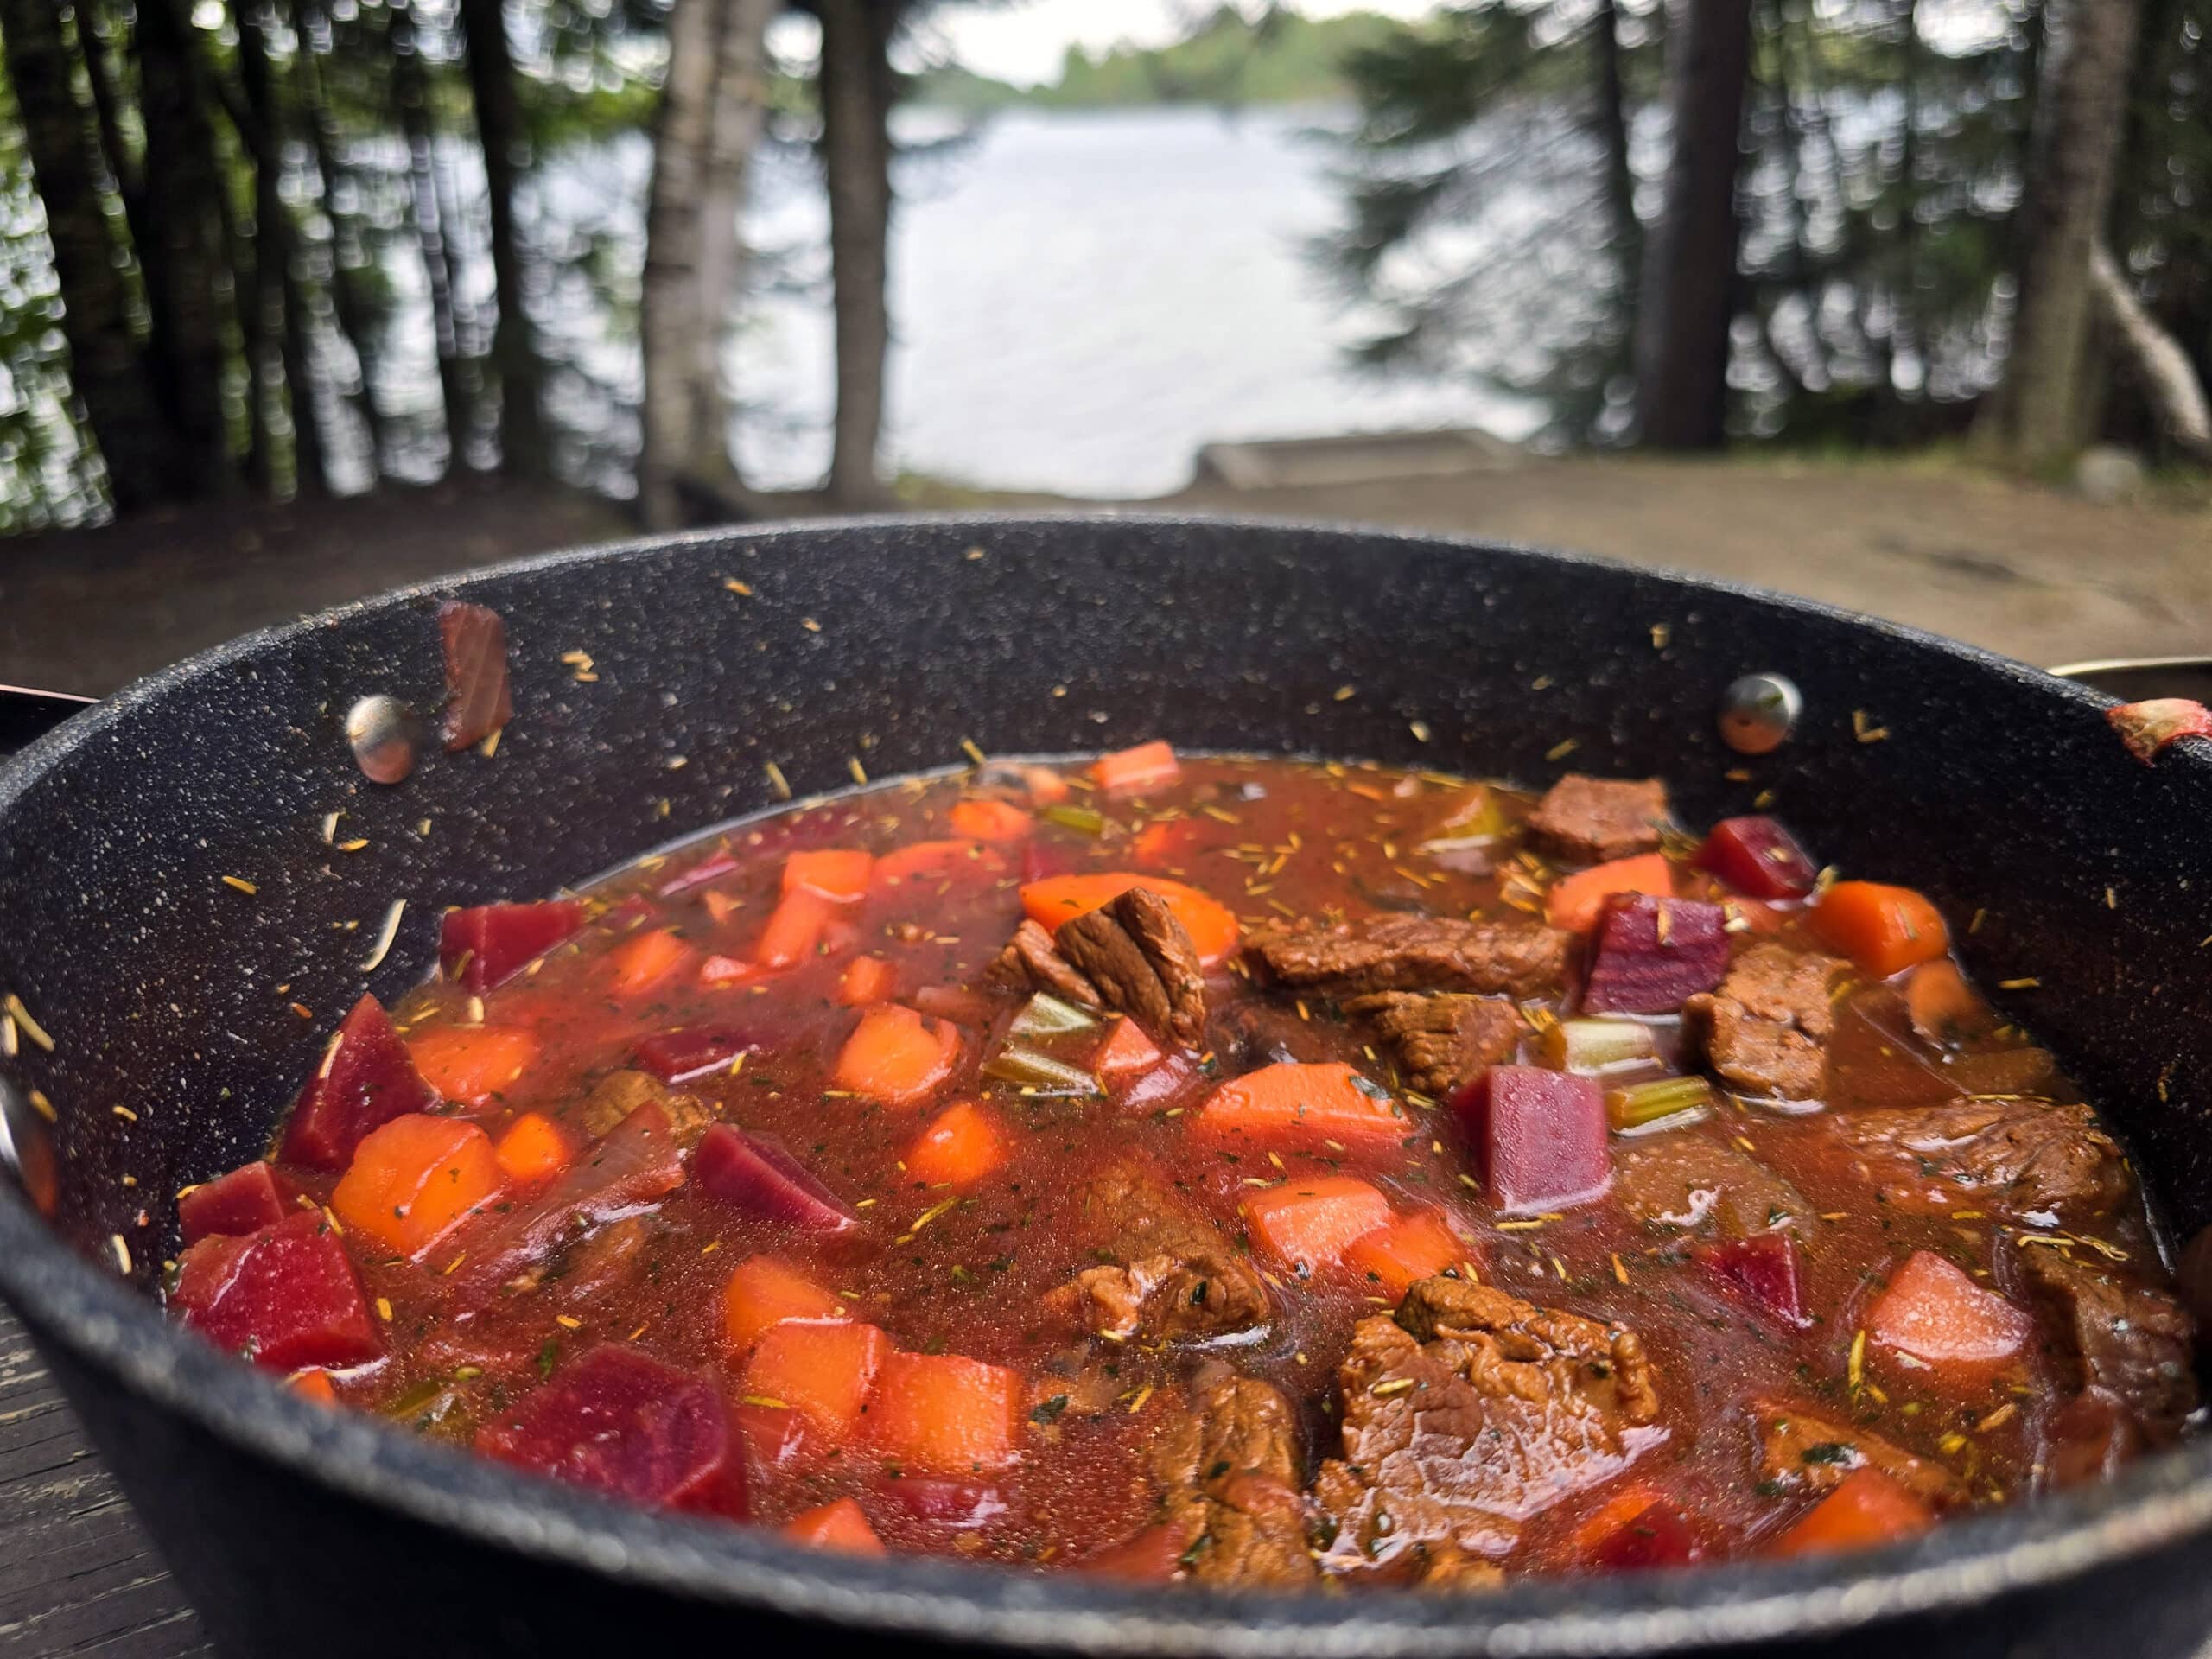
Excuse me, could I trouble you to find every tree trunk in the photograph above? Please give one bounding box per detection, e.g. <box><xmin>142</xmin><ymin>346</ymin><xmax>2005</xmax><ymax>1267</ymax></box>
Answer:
<box><xmin>1632</xmin><ymin>0</ymin><xmax>1755</xmax><ymax>448</ymax></box>
<box><xmin>817</xmin><ymin>0</ymin><xmax>899</xmax><ymax>507</ymax></box>
<box><xmin>0</xmin><ymin>0</ymin><xmax>190</xmax><ymax>510</ymax></box>
<box><xmin>1590</xmin><ymin>0</ymin><xmax>1640</xmax><ymax>353</ymax></box>
<box><xmin>133</xmin><ymin>0</ymin><xmax>239</xmax><ymax>491</ymax></box>
<box><xmin>1979</xmin><ymin>0</ymin><xmax>2144</xmax><ymax>466</ymax></box>
<box><xmin>390</xmin><ymin>0</ymin><xmax>475</xmax><ymax>467</ymax></box>
<box><xmin>455</xmin><ymin>0</ymin><xmax>549</xmax><ymax>479</ymax></box>
<box><xmin>689</xmin><ymin>0</ymin><xmax>777</xmax><ymax>471</ymax></box>
<box><xmin>2090</xmin><ymin>242</ymin><xmax>2212</xmax><ymax>463</ymax></box>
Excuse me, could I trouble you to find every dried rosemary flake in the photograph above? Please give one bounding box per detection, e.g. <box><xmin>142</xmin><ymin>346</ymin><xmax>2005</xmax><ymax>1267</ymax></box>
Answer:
<box><xmin>221</xmin><ymin>875</ymin><xmax>259</xmax><ymax>896</ymax></box>
<box><xmin>766</xmin><ymin>761</ymin><xmax>792</xmax><ymax>800</ymax></box>
<box><xmin>27</xmin><ymin>1090</ymin><xmax>54</xmax><ymax>1122</ymax></box>
<box><xmin>1546</xmin><ymin>737</ymin><xmax>1579</xmax><ymax>761</ymax></box>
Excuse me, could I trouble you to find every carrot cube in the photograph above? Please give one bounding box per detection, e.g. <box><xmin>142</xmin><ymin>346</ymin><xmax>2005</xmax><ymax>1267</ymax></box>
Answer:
<box><xmin>836</xmin><ymin>955</ymin><xmax>898</xmax><ymax>1007</ymax></box>
<box><xmin>721</xmin><ymin>1256</ymin><xmax>847</xmax><ymax>1357</ymax></box>
<box><xmin>833</xmin><ymin>1005</ymin><xmax>961</xmax><ymax>1107</ymax></box>
<box><xmin>1546</xmin><ymin>852</ymin><xmax>1673</xmax><ymax>933</ymax></box>
<box><xmin>872</xmin><ymin>839</ymin><xmax>1006</xmax><ymax>888</ymax></box>
<box><xmin>1092</xmin><ymin>741</ymin><xmax>1180</xmax><ymax>794</ymax></box>
<box><xmin>1343</xmin><ymin>1209</ymin><xmax>1472</xmax><ymax>1297</ymax></box>
<box><xmin>1770</xmin><ymin>1467</ymin><xmax>1935</xmax><ymax>1557</ymax></box>
<box><xmin>741</xmin><ymin>1319</ymin><xmax>888</xmax><ymax>1441</ymax></box>
<box><xmin>1094</xmin><ymin>1018</ymin><xmax>1165</xmax><ymax>1078</ymax></box>
<box><xmin>1243</xmin><ymin>1177</ymin><xmax>1394</xmax><ymax>1275</ymax></box>
<box><xmin>783</xmin><ymin>1496</ymin><xmax>884</xmax><ymax>1554</ymax></box>
<box><xmin>287</xmin><ymin>1368</ymin><xmax>340</xmax><ymax>1406</ymax></box>
<box><xmin>1196</xmin><ymin>1061</ymin><xmax>1408</xmax><ymax>1149</ymax></box>
<box><xmin>904</xmin><ymin>1101</ymin><xmax>1008</xmax><ymax>1187</ymax></box>
<box><xmin>868</xmin><ymin>1351</ymin><xmax>1024</xmax><ymax>1473</ymax></box>
<box><xmin>608</xmin><ymin>926</ymin><xmax>696</xmax><ymax>996</ymax></box>
<box><xmin>1866</xmin><ymin>1249</ymin><xmax>2032</xmax><ymax>1380</ymax></box>
<box><xmin>332</xmin><ymin>1113</ymin><xmax>505</xmax><ymax>1260</ymax></box>
<box><xmin>754</xmin><ymin>887</ymin><xmax>836</xmax><ymax>969</ymax></box>
<box><xmin>407</xmin><ymin>1024</ymin><xmax>539</xmax><ymax>1107</ymax></box>
<box><xmin>949</xmin><ymin>798</ymin><xmax>1034</xmax><ymax>842</ymax></box>
<box><xmin>784</xmin><ymin>849</ymin><xmax>875</xmax><ymax>903</ymax></box>
<box><xmin>493</xmin><ymin>1112</ymin><xmax>571</xmax><ymax>1186</ymax></box>
<box><xmin>1812</xmin><ymin>880</ymin><xmax>1950</xmax><ymax>978</ymax></box>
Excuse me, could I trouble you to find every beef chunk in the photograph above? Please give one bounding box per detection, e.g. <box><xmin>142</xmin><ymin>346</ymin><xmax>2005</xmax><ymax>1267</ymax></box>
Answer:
<box><xmin>1827</xmin><ymin>1096</ymin><xmax>2128</xmax><ymax>1219</ymax></box>
<box><xmin>1313</xmin><ymin>1277</ymin><xmax>1661</xmax><ymax>1568</ymax></box>
<box><xmin>1250</xmin><ymin>915</ymin><xmax>1568</xmax><ymax>1001</ymax></box>
<box><xmin>1525</xmin><ymin>775</ymin><xmax>1669</xmax><ymax>863</ymax></box>
<box><xmin>1343</xmin><ymin>992</ymin><xmax>1521</xmax><ymax>1099</ymax></box>
<box><xmin>1047</xmin><ymin>1162</ymin><xmax>1270</xmax><ymax>1342</ymax></box>
<box><xmin>1682</xmin><ymin>944</ymin><xmax>1846</xmax><ymax>1100</ymax></box>
<box><xmin>576</xmin><ymin>1069</ymin><xmax>712</xmax><ymax>1145</ymax></box>
<box><xmin>995</xmin><ymin>918</ymin><xmax>1102</xmax><ymax>1009</ymax></box>
<box><xmin>1212</xmin><ymin>1000</ymin><xmax>1326</xmax><ymax>1069</ymax></box>
<box><xmin>2019</xmin><ymin>1249</ymin><xmax>2196</xmax><ymax>1444</ymax></box>
<box><xmin>1053</xmin><ymin>887</ymin><xmax>1208</xmax><ymax>1049</ymax></box>
<box><xmin>1746</xmin><ymin>1398</ymin><xmax>1967</xmax><ymax>1508</ymax></box>
<box><xmin>1614</xmin><ymin>1133</ymin><xmax>1815</xmax><ymax>1237</ymax></box>
<box><xmin>1148</xmin><ymin>1374</ymin><xmax>1316</xmax><ymax>1585</ymax></box>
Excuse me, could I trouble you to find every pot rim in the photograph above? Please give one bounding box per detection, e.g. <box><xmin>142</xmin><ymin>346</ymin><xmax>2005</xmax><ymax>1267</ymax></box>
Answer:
<box><xmin>2</xmin><ymin>510</ymin><xmax>2203</xmax><ymax>1656</ymax></box>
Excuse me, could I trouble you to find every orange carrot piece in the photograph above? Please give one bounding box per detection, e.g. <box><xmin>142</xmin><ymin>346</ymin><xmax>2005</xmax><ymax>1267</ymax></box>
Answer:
<box><xmin>1904</xmin><ymin>958</ymin><xmax>1990</xmax><ymax>1045</ymax></box>
<box><xmin>1811</xmin><ymin>880</ymin><xmax>1949</xmax><ymax>978</ymax></box>
<box><xmin>1342</xmin><ymin>1209</ymin><xmax>1471</xmax><ymax>1297</ymax></box>
<box><xmin>1865</xmin><ymin>1249</ymin><xmax>2032</xmax><ymax>1379</ymax></box>
<box><xmin>1019</xmin><ymin>872</ymin><xmax>1239</xmax><ymax>967</ymax></box>
<box><xmin>867</xmin><ymin>1351</ymin><xmax>1024</xmax><ymax>1473</ymax></box>
<box><xmin>407</xmin><ymin>1024</ymin><xmax>538</xmax><ymax>1107</ymax></box>
<box><xmin>287</xmin><ymin>1369</ymin><xmax>340</xmax><ymax>1405</ymax></box>
<box><xmin>1567</xmin><ymin>1483</ymin><xmax>1668</xmax><ymax>1555</ymax></box>
<box><xmin>331</xmin><ymin>1113</ymin><xmax>504</xmax><ymax>1260</ymax></box>
<box><xmin>783</xmin><ymin>1497</ymin><xmax>885</xmax><ymax>1554</ymax></box>
<box><xmin>755</xmin><ymin>886</ymin><xmax>836</xmax><ymax>969</ymax></box>
<box><xmin>872</xmin><ymin>838</ymin><xmax>1004</xmax><ymax>887</ymax></box>
<box><xmin>608</xmin><ymin>926</ymin><xmax>696</xmax><ymax>996</ymax></box>
<box><xmin>1197</xmin><ymin>1060</ymin><xmax>1408</xmax><ymax>1148</ymax></box>
<box><xmin>1093</xmin><ymin>740</ymin><xmax>1180</xmax><ymax>793</ymax></box>
<box><xmin>1130</xmin><ymin>820</ymin><xmax>1195</xmax><ymax>868</ymax></box>
<box><xmin>836</xmin><ymin>955</ymin><xmax>899</xmax><ymax>1007</ymax></box>
<box><xmin>1020</xmin><ymin>766</ymin><xmax>1071</xmax><ymax>805</ymax></box>
<box><xmin>1546</xmin><ymin>852</ymin><xmax>1673</xmax><ymax>933</ymax></box>
<box><xmin>783</xmin><ymin>849</ymin><xmax>875</xmax><ymax>903</ymax></box>
<box><xmin>493</xmin><ymin>1111</ymin><xmax>571</xmax><ymax>1186</ymax></box>
<box><xmin>904</xmin><ymin>1100</ymin><xmax>1009</xmax><ymax>1187</ymax></box>
<box><xmin>949</xmin><ymin>798</ymin><xmax>1034</xmax><ymax>842</ymax></box>
<box><xmin>721</xmin><ymin>1256</ymin><xmax>848</xmax><ymax>1357</ymax></box>
<box><xmin>832</xmin><ymin>1005</ymin><xmax>961</xmax><ymax>1106</ymax></box>
<box><xmin>741</xmin><ymin>1319</ymin><xmax>888</xmax><ymax>1441</ymax></box>
<box><xmin>1770</xmin><ymin>1467</ymin><xmax>1935</xmax><ymax>1557</ymax></box>
<box><xmin>1243</xmin><ymin>1176</ymin><xmax>1395</xmax><ymax>1274</ymax></box>
<box><xmin>1093</xmin><ymin>1018</ymin><xmax>1164</xmax><ymax>1077</ymax></box>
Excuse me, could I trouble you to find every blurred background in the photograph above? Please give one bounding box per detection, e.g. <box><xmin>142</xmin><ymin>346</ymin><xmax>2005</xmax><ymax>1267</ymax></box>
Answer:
<box><xmin>0</xmin><ymin>0</ymin><xmax>2208</xmax><ymax>693</ymax></box>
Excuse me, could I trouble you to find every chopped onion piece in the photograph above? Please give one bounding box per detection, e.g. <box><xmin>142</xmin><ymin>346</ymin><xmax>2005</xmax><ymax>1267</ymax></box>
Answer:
<box><xmin>982</xmin><ymin>1044</ymin><xmax>1101</xmax><ymax>1096</ymax></box>
<box><xmin>1605</xmin><ymin>1075</ymin><xmax>1714</xmax><ymax>1134</ymax></box>
<box><xmin>1010</xmin><ymin>993</ymin><xmax>1097</xmax><ymax>1037</ymax></box>
<box><xmin>1541</xmin><ymin>1017</ymin><xmax>1657</xmax><ymax>1076</ymax></box>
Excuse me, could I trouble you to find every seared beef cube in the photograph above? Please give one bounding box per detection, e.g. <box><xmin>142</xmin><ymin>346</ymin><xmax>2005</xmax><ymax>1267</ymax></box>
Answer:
<box><xmin>1047</xmin><ymin>1162</ymin><xmax>1270</xmax><ymax>1342</ymax></box>
<box><xmin>994</xmin><ymin>918</ymin><xmax>1102</xmax><ymax>1009</ymax></box>
<box><xmin>1684</xmin><ymin>944</ymin><xmax>1846</xmax><ymax>1100</ymax></box>
<box><xmin>1828</xmin><ymin>1096</ymin><xmax>2128</xmax><ymax>1219</ymax></box>
<box><xmin>1613</xmin><ymin>1133</ymin><xmax>1815</xmax><ymax>1236</ymax></box>
<box><xmin>1055</xmin><ymin>887</ymin><xmax>1209</xmax><ymax>1049</ymax></box>
<box><xmin>1313</xmin><ymin>1277</ymin><xmax>1659</xmax><ymax>1569</ymax></box>
<box><xmin>1526</xmin><ymin>774</ymin><xmax>1669</xmax><ymax>863</ymax></box>
<box><xmin>2020</xmin><ymin>1249</ymin><xmax>2196</xmax><ymax>1444</ymax></box>
<box><xmin>1250</xmin><ymin>915</ymin><xmax>1568</xmax><ymax>1001</ymax></box>
<box><xmin>577</xmin><ymin>1069</ymin><xmax>712</xmax><ymax>1144</ymax></box>
<box><xmin>1342</xmin><ymin>991</ymin><xmax>1521</xmax><ymax>1099</ymax></box>
<box><xmin>1148</xmin><ymin>1374</ymin><xmax>1315</xmax><ymax>1585</ymax></box>
<box><xmin>1746</xmin><ymin>1398</ymin><xmax>1967</xmax><ymax>1507</ymax></box>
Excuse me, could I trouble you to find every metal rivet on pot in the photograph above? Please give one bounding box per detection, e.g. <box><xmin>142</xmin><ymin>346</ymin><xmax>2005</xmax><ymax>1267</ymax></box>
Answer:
<box><xmin>1719</xmin><ymin>672</ymin><xmax>1802</xmax><ymax>755</ymax></box>
<box><xmin>346</xmin><ymin>696</ymin><xmax>422</xmax><ymax>785</ymax></box>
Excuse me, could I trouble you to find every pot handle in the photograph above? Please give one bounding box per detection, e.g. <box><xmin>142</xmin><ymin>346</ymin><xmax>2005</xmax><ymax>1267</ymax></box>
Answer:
<box><xmin>0</xmin><ymin>684</ymin><xmax>96</xmax><ymax>761</ymax></box>
<box><xmin>2047</xmin><ymin>657</ymin><xmax>2212</xmax><ymax>702</ymax></box>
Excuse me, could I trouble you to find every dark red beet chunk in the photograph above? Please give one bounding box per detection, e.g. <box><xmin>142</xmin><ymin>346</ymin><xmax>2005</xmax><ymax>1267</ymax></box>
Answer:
<box><xmin>875</xmin><ymin>1478</ymin><xmax>1010</xmax><ymax>1529</ymax></box>
<box><xmin>1586</xmin><ymin>1500</ymin><xmax>1702</xmax><ymax>1571</ymax></box>
<box><xmin>279</xmin><ymin>994</ymin><xmax>436</xmax><ymax>1170</ymax></box>
<box><xmin>179</xmin><ymin>1162</ymin><xmax>296</xmax><ymax>1245</ymax></box>
<box><xmin>1453</xmin><ymin>1065</ymin><xmax>1610</xmax><ymax>1214</ymax></box>
<box><xmin>441</xmin><ymin>899</ymin><xmax>584</xmax><ymax>991</ymax></box>
<box><xmin>693</xmin><ymin>1125</ymin><xmax>857</xmax><ymax>1234</ymax></box>
<box><xmin>1581</xmin><ymin>894</ymin><xmax>1729</xmax><ymax>1014</ymax></box>
<box><xmin>454</xmin><ymin>1101</ymin><xmax>686</xmax><ymax>1294</ymax></box>
<box><xmin>438</xmin><ymin>599</ymin><xmax>512</xmax><ymax>751</ymax></box>
<box><xmin>1084</xmin><ymin>1523</ymin><xmax>1191</xmax><ymax>1580</ymax></box>
<box><xmin>633</xmin><ymin>1027</ymin><xmax>762</xmax><ymax>1084</ymax></box>
<box><xmin>476</xmin><ymin>1344</ymin><xmax>747</xmax><ymax>1518</ymax></box>
<box><xmin>1693</xmin><ymin>817</ymin><xmax>1818</xmax><ymax>899</ymax></box>
<box><xmin>170</xmin><ymin>1211</ymin><xmax>381</xmax><ymax>1370</ymax></box>
<box><xmin>1694</xmin><ymin>1233</ymin><xmax>1809</xmax><ymax>1328</ymax></box>
<box><xmin>737</xmin><ymin>1403</ymin><xmax>813</xmax><ymax>1475</ymax></box>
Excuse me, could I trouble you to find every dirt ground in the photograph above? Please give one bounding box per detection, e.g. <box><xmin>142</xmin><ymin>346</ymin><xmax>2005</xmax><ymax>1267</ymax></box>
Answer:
<box><xmin>2</xmin><ymin>457</ymin><xmax>2206</xmax><ymax>698</ymax></box>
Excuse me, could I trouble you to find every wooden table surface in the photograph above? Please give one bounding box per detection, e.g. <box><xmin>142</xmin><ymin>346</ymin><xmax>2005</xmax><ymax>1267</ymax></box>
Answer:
<box><xmin>0</xmin><ymin>1302</ymin><xmax>208</xmax><ymax>1656</ymax></box>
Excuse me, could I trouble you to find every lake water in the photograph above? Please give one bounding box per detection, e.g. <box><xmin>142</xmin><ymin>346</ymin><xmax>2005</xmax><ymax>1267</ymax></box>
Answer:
<box><xmin>728</xmin><ymin>105</ymin><xmax>1536</xmax><ymax>498</ymax></box>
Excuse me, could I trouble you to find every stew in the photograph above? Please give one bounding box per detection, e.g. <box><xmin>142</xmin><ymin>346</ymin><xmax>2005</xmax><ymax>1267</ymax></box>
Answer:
<box><xmin>162</xmin><ymin>747</ymin><xmax>2199</xmax><ymax>1586</ymax></box>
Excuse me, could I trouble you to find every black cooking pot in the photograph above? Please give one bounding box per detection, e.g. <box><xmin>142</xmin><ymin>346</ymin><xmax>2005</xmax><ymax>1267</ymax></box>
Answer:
<box><xmin>3</xmin><ymin>514</ymin><xmax>2211</xmax><ymax>1658</ymax></box>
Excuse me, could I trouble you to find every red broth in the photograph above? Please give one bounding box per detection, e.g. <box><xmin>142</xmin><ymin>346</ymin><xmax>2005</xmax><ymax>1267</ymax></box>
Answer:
<box><xmin>164</xmin><ymin>751</ymin><xmax>2196</xmax><ymax>1584</ymax></box>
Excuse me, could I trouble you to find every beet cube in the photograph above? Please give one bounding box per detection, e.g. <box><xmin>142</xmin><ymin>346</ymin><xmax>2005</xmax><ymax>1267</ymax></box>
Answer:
<box><xmin>441</xmin><ymin>899</ymin><xmax>584</xmax><ymax>991</ymax></box>
<box><xmin>279</xmin><ymin>994</ymin><xmax>436</xmax><ymax>1170</ymax></box>
<box><xmin>1586</xmin><ymin>1500</ymin><xmax>1702</xmax><ymax>1571</ymax></box>
<box><xmin>875</xmin><ymin>1477</ymin><xmax>1010</xmax><ymax>1529</ymax></box>
<box><xmin>632</xmin><ymin>1027</ymin><xmax>761</xmax><ymax>1084</ymax></box>
<box><xmin>170</xmin><ymin>1211</ymin><xmax>382</xmax><ymax>1371</ymax></box>
<box><xmin>476</xmin><ymin>1344</ymin><xmax>747</xmax><ymax>1518</ymax></box>
<box><xmin>179</xmin><ymin>1162</ymin><xmax>296</xmax><ymax>1246</ymax></box>
<box><xmin>1454</xmin><ymin>1065</ymin><xmax>1611</xmax><ymax>1214</ymax></box>
<box><xmin>693</xmin><ymin>1125</ymin><xmax>857</xmax><ymax>1234</ymax></box>
<box><xmin>1581</xmin><ymin>894</ymin><xmax>1729</xmax><ymax>1014</ymax></box>
<box><xmin>1693</xmin><ymin>817</ymin><xmax>1818</xmax><ymax>899</ymax></box>
<box><xmin>437</xmin><ymin>599</ymin><xmax>512</xmax><ymax>752</ymax></box>
<box><xmin>1694</xmin><ymin>1233</ymin><xmax>1809</xmax><ymax>1328</ymax></box>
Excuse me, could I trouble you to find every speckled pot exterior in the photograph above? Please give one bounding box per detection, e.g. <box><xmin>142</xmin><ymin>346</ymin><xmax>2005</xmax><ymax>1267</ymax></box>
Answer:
<box><xmin>3</xmin><ymin>515</ymin><xmax>2211</xmax><ymax>1658</ymax></box>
